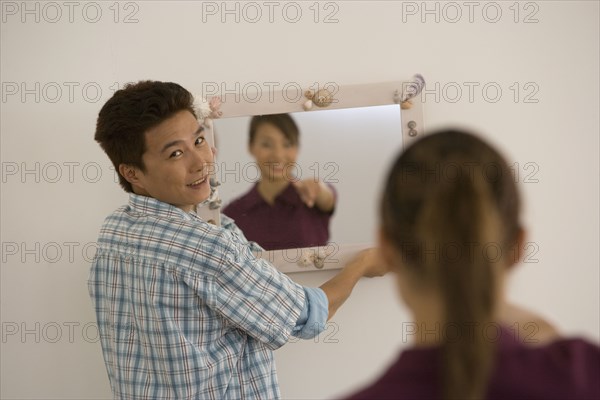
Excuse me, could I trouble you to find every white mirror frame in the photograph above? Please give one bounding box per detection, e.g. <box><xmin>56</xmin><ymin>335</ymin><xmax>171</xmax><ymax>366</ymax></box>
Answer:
<box><xmin>196</xmin><ymin>77</ymin><xmax>425</xmax><ymax>273</ymax></box>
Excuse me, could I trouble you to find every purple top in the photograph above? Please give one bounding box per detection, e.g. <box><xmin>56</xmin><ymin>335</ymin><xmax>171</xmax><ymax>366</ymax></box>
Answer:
<box><xmin>223</xmin><ymin>183</ymin><xmax>335</xmax><ymax>250</ymax></box>
<box><xmin>344</xmin><ymin>327</ymin><xmax>600</xmax><ymax>400</ymax></box>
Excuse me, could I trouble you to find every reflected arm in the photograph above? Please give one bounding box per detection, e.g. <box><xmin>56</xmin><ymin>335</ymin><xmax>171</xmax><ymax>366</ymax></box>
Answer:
<box><xmin>314</xmin><ymin>181</ymin><xmax>335</xmax><ymax>213</ymax></box>
<box><xmin>293</xmin><ymin>180</ymin><xmax>336</xmax><ymax>212</ymax></box>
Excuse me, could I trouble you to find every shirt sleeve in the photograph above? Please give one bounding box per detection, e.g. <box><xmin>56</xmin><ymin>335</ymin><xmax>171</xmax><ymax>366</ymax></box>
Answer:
<box><xmin>292</xmin><ymin>287</ymin><xmax>328</xmax><ymax>339</ymax></box>
<box><xmin>211</xmin><ymin>230</ymin><xmax>306</xmax><ymax>350</ymax></box>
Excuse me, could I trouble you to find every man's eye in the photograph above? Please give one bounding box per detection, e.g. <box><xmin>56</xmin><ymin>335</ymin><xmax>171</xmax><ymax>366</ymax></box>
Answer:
<box><xmin>170</xmin><ymin>150</ymin><xmax>183</xmax><ymax>158</ymax></box>
<box><xmin>195</xmin><ymin>136</ymin><xmax>205</xmax><ymax>146</ymax></box>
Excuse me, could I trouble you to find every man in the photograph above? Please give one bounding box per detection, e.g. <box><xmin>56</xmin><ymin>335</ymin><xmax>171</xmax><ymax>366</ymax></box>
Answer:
<box><xmin>89</xmin><ymin>80</ymin><xmax>385</xmax><ymax>399</ymax></box>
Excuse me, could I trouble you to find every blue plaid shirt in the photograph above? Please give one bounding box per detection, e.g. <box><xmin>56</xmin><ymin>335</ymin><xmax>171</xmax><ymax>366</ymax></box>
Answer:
<box><xmin>89</xmin><ymin>194</ymin><xmax>327</xmax><ymax>399</ymax></box>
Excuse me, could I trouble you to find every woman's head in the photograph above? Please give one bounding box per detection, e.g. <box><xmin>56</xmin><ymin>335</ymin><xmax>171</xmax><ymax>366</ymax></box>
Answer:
<box><xmin>248</xmin><ymin>114</ymin><xmax>300</xmax><ymax>182</ymax></box>
<box><xmin>380</xmin><ymin>129</ymin><xmax>522</xmax><ymax>272</ymax></box>
<box><xmin>379</xmin><ymin>129</ymin><xmax>522</xmax><ymax>400</ymax></box>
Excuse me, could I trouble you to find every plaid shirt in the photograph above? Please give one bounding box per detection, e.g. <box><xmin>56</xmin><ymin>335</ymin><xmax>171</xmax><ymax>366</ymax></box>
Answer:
<box><xmin>89</xmin><ymin>194</ymin><xmax>326</xmax><ymax>399</ymax></box>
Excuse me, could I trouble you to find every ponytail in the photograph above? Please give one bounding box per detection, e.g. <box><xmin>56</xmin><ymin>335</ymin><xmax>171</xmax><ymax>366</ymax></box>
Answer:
<box><xmin>417</xmin><ymin>168</ymin><xmax>501</xmax><ymax>400</ymax></box>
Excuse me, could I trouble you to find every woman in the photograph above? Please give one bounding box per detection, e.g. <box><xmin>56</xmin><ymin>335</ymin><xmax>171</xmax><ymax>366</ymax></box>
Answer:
<box><xmin>223</xmin><ymin>114</ymin><xmax>336</xmax><ymax>250</ymax></box>
<box><xmin>346</xmin><ymin>129</ymin><xmax>599</xmax><ymax>399</ymax></box>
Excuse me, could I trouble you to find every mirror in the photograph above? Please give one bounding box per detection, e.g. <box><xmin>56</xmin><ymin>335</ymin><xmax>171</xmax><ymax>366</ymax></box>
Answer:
<box><xmin>214</xmin><ymin>105</ymin><xmax>402</xmax><ymax>248</ymax></box>
<box><xmin>198</xmin><ymin>79</ymin><xmax>425</xmax><ymax>272</ymax></box>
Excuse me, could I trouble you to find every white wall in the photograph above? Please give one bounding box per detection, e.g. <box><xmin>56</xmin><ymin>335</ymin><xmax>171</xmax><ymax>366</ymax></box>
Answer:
<box><xmin>1</xmin><ymin>1</ymin><xmax>598</xmax><ymax>399</ymax></box>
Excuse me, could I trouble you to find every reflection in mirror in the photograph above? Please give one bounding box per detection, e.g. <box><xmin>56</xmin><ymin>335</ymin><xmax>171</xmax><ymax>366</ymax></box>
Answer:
<box><xmin>214</xmin><ymin>104</ymin><xmax>402</xmax><ymax>249</ymax></box>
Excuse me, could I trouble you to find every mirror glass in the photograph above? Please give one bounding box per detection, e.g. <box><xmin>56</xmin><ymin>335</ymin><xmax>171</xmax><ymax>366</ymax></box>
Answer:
<box><xmin>213</xmin><ymin>104</ymin><xmax>403</xmax><ymax>248</ymax></box>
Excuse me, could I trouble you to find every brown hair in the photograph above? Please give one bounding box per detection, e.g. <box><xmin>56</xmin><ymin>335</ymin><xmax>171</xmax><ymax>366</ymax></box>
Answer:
<box><xmin>94</xmin><ymin>80</ymin><xmax>196</xmax><ymax>192</ymax></box>
<box><xmin>248</xmin><ymin>113</ymin><xmax>299</xmax><ymax>146</ymax></box>
<box><xmin>380</xmin><ymin>130</ymin><xmax>521</xmax><ymax>400</ymax></box>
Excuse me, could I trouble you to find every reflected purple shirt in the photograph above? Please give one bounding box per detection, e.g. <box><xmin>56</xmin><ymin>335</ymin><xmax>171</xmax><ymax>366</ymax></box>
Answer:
<box><xmin>223</xmin><ymin>183</ymin><xmax>335</xmax><ymax>250</ymax></box>
<box><xmin>344</xmin><ymin>327</ymin><xmax>600</xmax><ymax>400</ymax></box>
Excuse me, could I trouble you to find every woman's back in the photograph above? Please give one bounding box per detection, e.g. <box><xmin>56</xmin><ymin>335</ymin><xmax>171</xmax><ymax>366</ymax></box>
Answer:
<box><xmin>347</xmin><ymin>327</ymin><xmax>600</xmax><ymax>400</ymax></box>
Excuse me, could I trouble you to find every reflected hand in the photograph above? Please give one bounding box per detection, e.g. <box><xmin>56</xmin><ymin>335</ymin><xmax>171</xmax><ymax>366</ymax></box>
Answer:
<box><xmin>292</xmin><ymin>179</ymin><xmax>323</xmax><ymax>208</ymax></box>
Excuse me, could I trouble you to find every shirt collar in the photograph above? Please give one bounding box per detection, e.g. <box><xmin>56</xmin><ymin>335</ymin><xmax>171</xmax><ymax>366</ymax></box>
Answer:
<box><xmin>243</xmin><ymin>183</ymin><xmax>303</xmax><ymax>210</ymax></box>
<box><xmin>241</xmin><ymin>184</ymin><xmax>263</xmax><ymax>210</ymax></box>
<box><xmin>128</xmin><ymin>193</ymin><xmax>196</xmax><ymax>222</ymax></box>
<box><xmin>278</xmin><ymin>183</ymin><xmax>303</xmax><ymax>206</ymax></box>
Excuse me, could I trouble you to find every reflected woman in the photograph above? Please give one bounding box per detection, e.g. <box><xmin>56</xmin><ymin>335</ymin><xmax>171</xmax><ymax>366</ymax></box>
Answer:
<box><xmin>223</xmin><ymin>114</ymin><xmax>336</xmax><ymax>250</ymax></box>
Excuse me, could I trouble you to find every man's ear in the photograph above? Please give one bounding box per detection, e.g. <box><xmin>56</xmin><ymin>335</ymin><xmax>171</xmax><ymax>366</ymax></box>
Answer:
<box><xmin>118</xmin><ymin>164</ymin><xmax>145</xmax><ymax>190</ymax></box>
<box><xmin>507</xmin><ymin>227</ymin><xmax>527</xmax><ymax>270</ymax></box>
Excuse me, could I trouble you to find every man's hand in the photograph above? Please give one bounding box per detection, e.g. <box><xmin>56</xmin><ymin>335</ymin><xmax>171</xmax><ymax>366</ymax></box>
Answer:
<box><xmin>347</xmin><ymin>248</ymin><xmax>389</xmax><ymax>278</ymax></box>
<box><xmin>320</xmin><ymin>247</ymin><xmax>389</xmax><ymax>321</ymax></box>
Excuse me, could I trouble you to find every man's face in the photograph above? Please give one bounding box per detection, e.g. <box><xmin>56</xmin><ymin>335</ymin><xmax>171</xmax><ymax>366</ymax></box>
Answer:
<box><xmin>125</xmin><ymin>110</ymin><xmax>214</xmax><ymax>212</ymax></box>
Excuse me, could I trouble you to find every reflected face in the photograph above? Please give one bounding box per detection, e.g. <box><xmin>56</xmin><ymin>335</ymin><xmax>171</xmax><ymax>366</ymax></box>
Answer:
<box><xmin>131</xmin><ymin>110</ymin><xmax>214</xmax><ymax>212</ymax></box>
<box><xmin>249</xmin><ymin>122</ymin><xmax>298</xmax><ymax>182</ymax></box>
